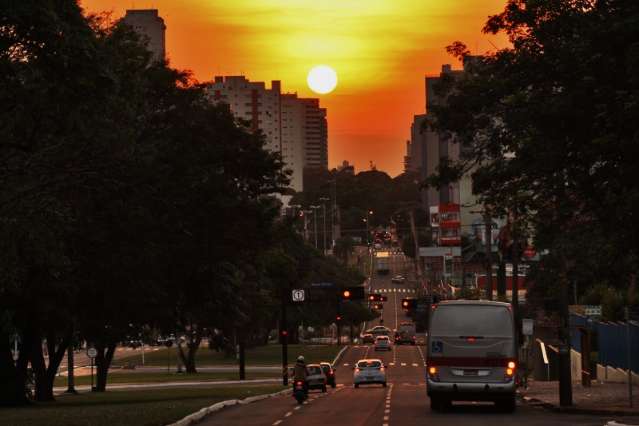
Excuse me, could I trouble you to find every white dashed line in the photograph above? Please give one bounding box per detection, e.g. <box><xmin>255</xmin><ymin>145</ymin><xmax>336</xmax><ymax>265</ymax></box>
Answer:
<box><xmin>273</xmin><ymin>421</ymin><xmax>282</xmax><ymax>426</ymax></box>
<box><xmin>412</xmin><ymin>363</ymin><xmax>418</xmax><ymax>367</ymax></box>
<box><xmin>384</xmin><ymin>416</ymin><xmax>389</xmax><ymax>421</ymax></box>
<box><xmin>285</xmin><ymin>412</ymin><xmax>292</xmax><ymax>417</ymax></box>
<box><xmin>294</xmin><ymin>406</ymin><xmax>301</xmax><ymax>410</ymax></box>
<box><xmin>385</xmin><ymin>409</ymin><xmax>390</xmax><ymax>414</ymax></box>
<box><xmin>343</xmin><ymin>363</ymin><xmax>349</xmax><ymax>366</ymax></box>
<box><xmin>389</xmin><ymin>362</ymin><xmax>395</xmax><ymax>366</ymax></box>
<box><xmin>401</xmin><ymin>362</ymin><xmax>407</xmax><ymax>366</ymax></box>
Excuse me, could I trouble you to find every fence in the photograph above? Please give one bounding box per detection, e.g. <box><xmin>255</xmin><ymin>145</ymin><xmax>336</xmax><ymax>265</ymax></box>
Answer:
<box><xmin>570</xmin><ymin>313</ymin><xmax>639</xmax><ymax>374</ymax></box>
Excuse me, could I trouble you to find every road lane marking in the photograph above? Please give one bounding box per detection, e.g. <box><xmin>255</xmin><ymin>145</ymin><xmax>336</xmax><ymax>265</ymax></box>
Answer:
<box><xmin>401</xmin><ymin>363</ymin><xmax>406</xmax><ymax>366</ymax></box>
<box><xmin>385</xmin><ymin>409</ymin><xmax>390</xmax><ymax>414</ymax></box>
<box><xmin>389</xmin><ymin>362</ymin><xmax>395</xmax><ymax>366</ymax></box>
<box><xmin>343</xmin><ymin>363</ymin><xmax>349</xmax><ymax>366</ymax></box>
<box><xmin>285</xmin><ymin>412</ymin><xmax>292</xmax><ymax>417</ymax></box>
<box><xmin>384</xmin><ymin>416</ymin><xmax>389</xmax><ymax>421</ymax></box>
<box><xmin>273</xmin><ymin>421</ymin><xmax>282</xmax><ymax>426</ymax></box>
<box><xmin>294</xmin><ymin>406</ymin><xmax>301</xmax><ymax>410</ymax></box>
<box><xmin>412</xmin><ymin>363</ymin><xmax>418</xmax><ymax>367</ymax></box>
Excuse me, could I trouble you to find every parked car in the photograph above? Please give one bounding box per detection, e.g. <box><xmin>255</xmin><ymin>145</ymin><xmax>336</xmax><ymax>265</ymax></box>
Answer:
<box><xmin>427</xmin><ymin>300</ymin><xmax>517</xmax><ymax>412</ymax></box>
<box><xmin>361</xmin><ymin>333</ymin><xmax>375</xmax><ymax>344</ymax></box>
<box><xmin>353</xmin><ymin>359</ymin><xmax>387</xmax><ymax>388</ymax></box>
<box><xmin>374</xmin><ymin>335</ymin><xmax>391</xmax><ymax>351</ymax></box>
<box><xmin>320</xmin><ymin>362</ymin><xmax>336</xmax><ymax>388</ymax></box>
<box><xmin>391</xmin><ymin>275</ymin><xmax>405</xmax><ymax>284</ymax></box>
<box><xmin>305</xmin><ymin>364</ymin><xmax>327</xmax><ymax>392</ymax></box>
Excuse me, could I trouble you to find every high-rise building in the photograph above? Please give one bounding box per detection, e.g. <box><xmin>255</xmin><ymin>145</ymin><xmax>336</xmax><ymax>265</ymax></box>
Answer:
<box><xmin>300</xmin><ymin>98</ymin><xmax>328</xmax><ymax>170</ymax></box>
<box><xmin>206</xmin><ymin>76</ymin><xmax>327</xmax><ymax>193</ymax></box>
<box><xmin>122</xmin><ymin>9</ymin><xmax>166</xmax><ymax>62</ymax></box>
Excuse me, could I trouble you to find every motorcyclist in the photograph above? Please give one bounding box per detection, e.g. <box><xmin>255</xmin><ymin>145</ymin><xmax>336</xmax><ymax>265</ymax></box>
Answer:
<box><xmin>292</xmin><ymin>355</ymin><xmax>309</xmax><ymax>394</ymax></box>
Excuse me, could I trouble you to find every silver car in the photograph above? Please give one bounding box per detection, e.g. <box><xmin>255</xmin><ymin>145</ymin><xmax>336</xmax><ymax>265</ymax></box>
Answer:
<box><xmin>426</xmin><ymin>300</ymin><xmax>517</xmax><ymax>412</ymax></box>
<box><xmin>305</xmin><ymin>364</ymin><xmax>327</xmax><ymax>392</ymax></box>
<box><xmin>374</xmin><ymin>335</ymin><xmax>391</xmax><ymax>351</ymax></box>
<box><xmin>353</xmin><ymin>359</ymin><xmax>387</xmax><ymax>388</ymax></box>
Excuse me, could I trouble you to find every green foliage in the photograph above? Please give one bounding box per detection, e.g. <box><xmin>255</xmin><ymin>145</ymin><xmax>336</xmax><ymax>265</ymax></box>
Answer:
<box><xmin>426</xmin><ymin>0</ymin><xmax>639</xmax><ymax>311</ymax></box>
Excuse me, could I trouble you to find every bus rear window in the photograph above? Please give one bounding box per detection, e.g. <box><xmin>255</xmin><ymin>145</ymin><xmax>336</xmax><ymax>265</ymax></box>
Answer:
<box><xmin>430</xmin><ymin>305</ymin><xmax>513</xmax><ymax>337</ymax></box>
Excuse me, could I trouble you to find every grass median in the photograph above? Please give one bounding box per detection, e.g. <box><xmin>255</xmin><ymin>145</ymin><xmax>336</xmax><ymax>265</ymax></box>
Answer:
<box><xmin>54</xmin><ymin>371</ymin><xmax>278</xmax><ymax>387</ymax></box>
<box><xmin>113</xmin><ymin>343</ymin><xmax>343</xmax><ymax>367</ymax></box>
<box><xmin>3</xmin><ymin>385</ymin><xmax>286</xmax><ymax>426</ymax></box>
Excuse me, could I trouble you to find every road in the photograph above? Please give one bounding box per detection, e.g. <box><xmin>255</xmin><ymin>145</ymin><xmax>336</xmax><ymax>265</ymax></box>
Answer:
<box><xmin>199</xmin><ymin>251</ymin><xmax>639</xmax><ymax>426</ymax></box>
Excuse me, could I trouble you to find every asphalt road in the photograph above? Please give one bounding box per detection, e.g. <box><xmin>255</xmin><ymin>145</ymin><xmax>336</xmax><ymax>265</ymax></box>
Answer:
<box><xmin>198</xmin><ymin>252</ymin><xmax>639</xmax><ymax>426</ymax></box>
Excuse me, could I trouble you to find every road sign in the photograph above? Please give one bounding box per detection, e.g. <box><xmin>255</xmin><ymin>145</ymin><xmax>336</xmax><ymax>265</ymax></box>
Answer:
<box><xmin>522</xmin><ymin>319</ymin><xmax>534</xmax><ymax>336</ymax></box>
<box><xmin>584</xmin><ymin>305</ymin><xmax>602</xmax><ymax>317</ymax></box>
<box><xmin>87</xmin><ymin>347</ymin><xmax>98</xmax><ymax>358</ymax></box>
<box><xmin>291</xmin><ymin>289</ymin><xmax>305</xmax><ymax>302</ymax></box>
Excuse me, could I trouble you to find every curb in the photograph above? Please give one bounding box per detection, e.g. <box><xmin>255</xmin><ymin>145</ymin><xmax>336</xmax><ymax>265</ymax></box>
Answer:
<box><xmin>332</xmin><ymin>346</ymin><xmax>348</xmax><ymax>366</ymax></box>
<box><xmin>167</xmin><ymin>388</ymin><xmax>291</xmax><ymax>426</ymax></box>
<box><xmin>520</xmin><ymin>395</ymin><xmax>639</xmax><ymax>416</ymax></box>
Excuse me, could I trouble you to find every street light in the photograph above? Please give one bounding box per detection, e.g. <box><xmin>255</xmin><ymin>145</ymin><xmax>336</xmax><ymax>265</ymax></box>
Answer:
<box><xmin>310</xmin><ymin>205</ymin><xmax>320</xmax><ymax>249</ymax></box>
<box><xmin>319</xmin><ymin>197</ymin><xmax>330</xmax><ymax>254</ymax></box>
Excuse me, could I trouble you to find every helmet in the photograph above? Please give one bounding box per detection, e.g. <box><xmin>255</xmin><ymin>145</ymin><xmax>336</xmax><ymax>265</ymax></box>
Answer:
<box><xmin>297</xmin><ymin>355</ymin><xmax>305</xmax><ymax>362</ymax></box>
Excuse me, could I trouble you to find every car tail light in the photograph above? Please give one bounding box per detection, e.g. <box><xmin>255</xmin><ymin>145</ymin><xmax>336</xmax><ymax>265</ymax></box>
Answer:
<box><xmin>355</xmin><ymin>368</ymin><xmax>360</xmax><ymax>373</ymax></box>
<box><xmin>380</xmin><ymin>366</ymin><xmax>385</xmax><ymax>371</ymax></box>
<box><xmin>428</xmin><ymin>366</ymin><xmax>437</xmax><ymax>375</ymax></box>
<box><xmin>505</xmin><ymin>361</ymin><xmax>516</xmax><ymax>378</ymax></box>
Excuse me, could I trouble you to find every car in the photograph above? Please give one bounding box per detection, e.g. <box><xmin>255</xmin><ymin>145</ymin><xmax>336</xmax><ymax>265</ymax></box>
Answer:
<box><xmin>427</xmin><ymin>300</ymin><xmax>517</xmax><ymax>412</ymax></box>
<box><xmin>353</xmin><ymin>359</ymin><xmax>387</xmax><ymax>388</ymax></box>
<box><xmin>367</xmin><ymin>325</ymin><xmax>391</xmax><ymax>336</ymax></box>
<box><xmin>391</xmin><ymin>275</ymin><xmax>405</xmax><ymax>284</ymax></box>
<box><xmin>320</xmin><ymin>362</ymin><xmax>336</xmax><ymax>388</ymax></box>
<box><xmin>394</xmin><ymin>330</ymin><xmax>416</xmax><ymax>345</ymax></box>
<box><xmin>361</xmin><ymin>333</ymin><xmax>375</xmax><ymax>344</ymax></box>
<box><xmin>305</xmin><ymin>364</ymin><xmax>327</xmax><ymax>392</ymax></box>
<box><xmin>374</xmin><ymin>335</ymin><xmax>391</xmax><ymax>351</ymax></box>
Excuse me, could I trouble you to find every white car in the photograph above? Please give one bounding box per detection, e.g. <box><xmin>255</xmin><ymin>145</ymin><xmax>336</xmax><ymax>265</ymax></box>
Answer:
<box><xmin>305</xmin><ymin>364</ymin><xmax>327</xmax><ymax>392</ymax></box>
<box><xmin>374</xmin><ymin>335</ymin><xmax>391</xmax><ymax>351</ymax></box>
<box><xmin>353</xmin><ymin>359</ymin><xmax>387</xmax><ymax>387</ymax></box>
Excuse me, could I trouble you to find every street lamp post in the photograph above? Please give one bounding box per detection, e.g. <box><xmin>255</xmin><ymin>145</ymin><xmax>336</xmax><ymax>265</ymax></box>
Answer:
<box><xmin>319</xmin><ymin>197</ymin><xmax>329</xmax><ymax>254</ymax></box>
<box><xmin>310</xmin><ymin>205</ymin><xmax>320</xmax><ymax>249</ymax></box>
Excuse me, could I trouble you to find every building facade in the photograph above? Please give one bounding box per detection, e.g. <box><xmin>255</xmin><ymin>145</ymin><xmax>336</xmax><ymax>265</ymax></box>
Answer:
<box><xmin>206</xmin><ymin>76</ymin><xmax>327</xmax><ymax>193</ymax></box>
<box><xmin>122</xmin><ymin>9</ymin><xmax>166</xmax><ymax>62</ymax></box>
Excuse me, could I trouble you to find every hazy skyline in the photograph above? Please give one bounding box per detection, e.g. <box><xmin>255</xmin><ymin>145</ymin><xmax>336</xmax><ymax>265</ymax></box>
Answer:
<box><xmin>81</xmin><ymin>0</ymin><xmax>508</xmax><ymax>176</ymax></box>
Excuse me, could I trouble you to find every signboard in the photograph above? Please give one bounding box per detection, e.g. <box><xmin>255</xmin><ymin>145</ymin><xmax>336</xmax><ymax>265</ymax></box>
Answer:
<box><xmin>522</xmin><ymin>319</ymin><xmax>534</xmax><ymax>336</ymax></box>
<box><xmin>310</xmin><ymin>282</ymin><xmax>334</xmax><ymax>288</ymax></box>
<box><xmin>584</xmin><ymin>305</ymin><xmax>602</xmax><ymax>317</ymax></box>
<box><xmin>291</xmin><ymin>289</ymin><xmax>305</xmax><ymax>302</ymax></box>
<box><xmin>87</xmin><ymin>347</ymin><xmax>98</xmax><ymax>358</ymax></box>
<box><xmin>570</xmin><ymin>305</ymin><xmax>602</xmax><ymax>317</ymax></box>
<box><xmin>419</xmin><ymin>246</ymin><xmax>461</xmax><ymax>257</ymax></box>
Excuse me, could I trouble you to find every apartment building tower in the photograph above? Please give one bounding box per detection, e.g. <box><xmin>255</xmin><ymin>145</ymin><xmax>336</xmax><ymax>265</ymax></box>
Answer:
<box><xmin>122</xmin><ymin>9</ymin><xmax>166</xmax><ymax>62</ymax></box>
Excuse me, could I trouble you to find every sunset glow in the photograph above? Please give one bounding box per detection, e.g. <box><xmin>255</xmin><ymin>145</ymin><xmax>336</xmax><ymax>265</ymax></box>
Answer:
<box><xmin>81</xmin><ymin>0</ymin><xmax>509</xmax><ymax>175</ymax></box>
<box><xmin>307</xmin><ymin>65</ymin><xmax>338</xmax><ymax>95</ymax></box>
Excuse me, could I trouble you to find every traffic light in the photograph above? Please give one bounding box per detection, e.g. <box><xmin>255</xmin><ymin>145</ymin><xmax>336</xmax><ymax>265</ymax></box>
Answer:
<box><xmin>401</xmin><ymin>298</ymin><xmax>416</xmax><ymax>310</ymax></box>
<box><xmin>368</xmin><ymin>293</ymin><xmax>382</xmax><ymax>302</ymax></box>
<box><xmin>340</xmin><ymin>286</ymin><xmax>365</xmax><ymax>300</ymax></box>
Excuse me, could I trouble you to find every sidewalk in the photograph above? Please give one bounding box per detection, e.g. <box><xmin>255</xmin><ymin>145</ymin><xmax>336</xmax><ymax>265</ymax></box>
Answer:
<box><xmin>53</xmin><ymin>378</ymin><xmax>281</xmax><ymax>394</ymax></box>
<box><xmin>520</xmin><ymin>380</ymin><xmax>639</xmax><ymax>415</ymax></box>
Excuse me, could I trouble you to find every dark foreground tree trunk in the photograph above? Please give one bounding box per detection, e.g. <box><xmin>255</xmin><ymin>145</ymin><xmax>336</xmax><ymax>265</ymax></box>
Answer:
<box><xmin>0</xmin><ymin>333</ymin><xmax>25</xmax><ymax>406</ymax></box>
<box><xmin>94</xmin><ymin>343</ymin><xmax>116</xmax><ymax>392</ymax></box>
<box><xmin>177</xmin><ymin>334</ymin><xmax>201</xmax><ymax>374</ymax></box>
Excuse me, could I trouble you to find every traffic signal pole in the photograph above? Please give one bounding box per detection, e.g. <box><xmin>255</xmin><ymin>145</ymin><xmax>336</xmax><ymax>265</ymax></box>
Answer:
<box><xmin>281</xmin><ymin>295</ymin><xmax>288</xmax><ymax>386</ymax></box>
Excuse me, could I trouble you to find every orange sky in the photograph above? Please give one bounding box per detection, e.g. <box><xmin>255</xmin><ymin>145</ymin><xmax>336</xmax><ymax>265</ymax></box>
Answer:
<box><xmin>81</xmin><ymin>0</ymin><xmax>508</xmax><ymax>176</ymax></box>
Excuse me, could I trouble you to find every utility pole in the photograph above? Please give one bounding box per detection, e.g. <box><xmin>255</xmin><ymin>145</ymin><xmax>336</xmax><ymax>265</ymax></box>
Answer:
<box><xmin>484</xmin><ymin>212</ymin><xmax>493</xmax><ymax>300</ymax></box>
<box><xmin>558</xmin><ymin>262</ymin><xmax>573</xmax><ymax>406</ymax></box>
<box><xmin>626</xmin><ymin>307</ymin><xmax>633</xmax><ymax>407</ymax></box>
<box><xmin>320</xmin><ymin>197</ymin><xmax>329</xmax><ymax>254</ymax></box>
<box><xmin>408</xmin><ymin>209</ymin><xmax>424</xmax><ymax>292</ymax></box>
<box><xmin>281</xmin><ymin>293</ymin><xmax>288</xmax><ymax>386</ymax></box>
<box><xmin>311</xmin><ymin>206</ymin><xmax>320</xmax><ymax>249</ymax></box>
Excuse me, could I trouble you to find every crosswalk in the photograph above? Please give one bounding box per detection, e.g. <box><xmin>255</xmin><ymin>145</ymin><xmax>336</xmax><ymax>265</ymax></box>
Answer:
<box><xmin>375</xmin><ymin>288</ymin><xmax>416</xmax><ymax>293</ymax></box>
<box><xmin>345</xmin><ymin>362</ymin><xmax>426</xmax><ymax>367</ymax></box>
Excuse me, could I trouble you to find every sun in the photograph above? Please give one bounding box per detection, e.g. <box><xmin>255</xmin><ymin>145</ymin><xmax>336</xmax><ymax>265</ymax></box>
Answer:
<box><xmin>307</xmin><ymin>65</ymin><xmax>338</xmax><ymax>94</ymax></box>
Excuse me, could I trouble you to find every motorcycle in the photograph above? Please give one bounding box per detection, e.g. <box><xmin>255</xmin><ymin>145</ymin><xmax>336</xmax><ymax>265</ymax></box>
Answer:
<box><xmin>292</xmin><ymin>380</ymin><xmax>307</xmax><ymax>404</ymax></box>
